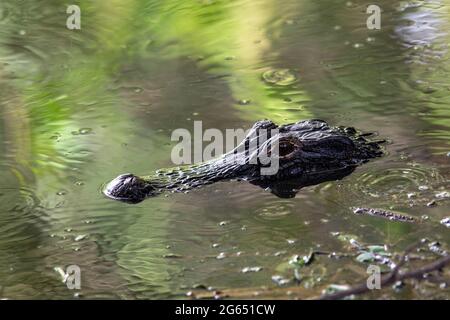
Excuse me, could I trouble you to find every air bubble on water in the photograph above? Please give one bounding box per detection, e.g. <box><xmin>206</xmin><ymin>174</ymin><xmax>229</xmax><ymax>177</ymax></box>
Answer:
<box><xmin>422</xmin><ymin>87</ymin><xmax>436</xmax><ymax>94</ymax></box>
<box><xmin>72</xmin><ymin>128</ymin><xmax>93</xmax><ymax>135</ymax></box>
<box><xmin>238</xmin><ymin>99</ymin><xmax>251</xmax><ymax>105</ymax></box>
<box><xmin>50</xmin><ymin>133</ymin><xmax>62</xmax><ymax>140</ymax></box>
<box><xmin>353</xmin><ymin>43</ymin><xmax>363</xmax><ymax>49</ymax></box>
<box><xmin>262</xmin><ymin>69</ymin><xmax>297</xmax><ymax>86</ymax></box>
<box><xmin>19</xmin><ymin>30</ymin><xmax>26</xmax><ymax>36</ymax></box>
<box><xmin>78</xmin><ymin>128</ymin><xmax>93</xmax><ymax>135</ymax></box>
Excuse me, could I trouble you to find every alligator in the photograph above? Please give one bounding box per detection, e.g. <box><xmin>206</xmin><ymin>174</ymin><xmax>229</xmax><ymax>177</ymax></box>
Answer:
<box><xmin>103</xmin><ymin>119</ymin><xmax>384</xmax><ymax>203</ymax></box>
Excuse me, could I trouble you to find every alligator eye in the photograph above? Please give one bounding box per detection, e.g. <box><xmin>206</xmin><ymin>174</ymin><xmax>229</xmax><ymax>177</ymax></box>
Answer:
<box><xmin>277</xmin><ymin>138</ymin><xmax>301</xmax><ymax>158</ymax></box>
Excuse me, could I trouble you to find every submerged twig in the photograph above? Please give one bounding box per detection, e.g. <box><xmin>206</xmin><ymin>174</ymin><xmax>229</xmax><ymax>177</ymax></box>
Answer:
<box><xmin>318</xmin><ymin>241</ymin><xmax>450</xmax><ymax>300</ymax></box>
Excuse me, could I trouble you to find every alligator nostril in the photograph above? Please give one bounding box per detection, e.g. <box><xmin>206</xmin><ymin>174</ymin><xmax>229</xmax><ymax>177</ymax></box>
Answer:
<box><xmin>103</xmin><ymin>173</ymin><xmax>149</xmax><ymax>203</ymax></box>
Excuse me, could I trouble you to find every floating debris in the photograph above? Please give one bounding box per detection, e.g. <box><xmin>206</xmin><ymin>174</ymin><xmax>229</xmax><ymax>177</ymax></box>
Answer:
<box><xmin>407</xmin><ymin>192</ymin><xmax>417</xmax><ymax>199</ymax></box>
<box><xmin>428</xmin><ymin>241</ymin><xmax>448</xmax><ymax>256</ymax></box>
<box><xmin>349</xmin><ymin>238</ymin><xmax>363</xmax><ymax>250</ymax></box>
<box><xmin>274</xmin><ymin>250</ymin><xmax>286</xmax><ymax>257</ymax></box>
<box><xmin>163</xmin><ymin>253</ymin><xmax>183</xmax><ymax>259</ymax></box>
<box><xmin>427</xmin><ymin>200</ymin><xmax>437</xmax><ymax>207</ymax></box>
<box><xmin>322</xmin><ymin>284</ymin><xmax>350</xmax><ymax>295</ymax></box>
<box><xmin>74</xmin><ymin>234</ymin><xmax>87</xmax><ymax>242</ymax></box>
<box><xmin>352</xmin><ymin>207</ymin><xmax>416</xmax><ymax>223</ymax></box>
<box><xmin>440</xmin><ymin>217</ymin><xmax>450</xmax><ymax>228</ymax></box>
<box><xmin>216</xmin><ymin>252</ymin><xmax>226</xmax><ymax>260</ymax></box>
<box><xmin>356</xmin><ymin>245</ymin><xmax>391</xmax><ymax>264</ymax></box>
<box><xmin>241</xmin><ymin>266</ymin><xmax>262</xmax><ymax>273</ymax></box>
<box><xmin>435</xmin><ymin>191</ymin><xmax>450</xmax><ymax>199</ymax></box>
<box><xmin>289</xmin><ymin>250</ymin><xmax>315</xmax><ymax>267</ymax></box>
<box><xmin>271</xmin><ymin>275</ymin><xmax>290</xmax><ymax>286</ymax></box>
<box><xmin>262</xmin><ymin>69</ymin><xmax>297</xmax><ymax>86</ymax></box>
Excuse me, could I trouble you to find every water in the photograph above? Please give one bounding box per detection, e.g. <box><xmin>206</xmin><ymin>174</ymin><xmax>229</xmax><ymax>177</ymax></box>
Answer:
<box><xmin>0</xmin><ymin>0</ymin><xmax>449</xmax><ymax>299</ymax></box>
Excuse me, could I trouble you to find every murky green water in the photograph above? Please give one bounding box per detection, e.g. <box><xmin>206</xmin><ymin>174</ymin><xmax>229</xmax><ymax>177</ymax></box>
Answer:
<box><xmin>0</xmin><ymin>0</ymin><xmax>449</xmax><ymax>299</ymax></box>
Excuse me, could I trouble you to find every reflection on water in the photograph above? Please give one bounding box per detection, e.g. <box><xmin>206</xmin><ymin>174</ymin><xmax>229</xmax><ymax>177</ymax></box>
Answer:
<box><xmin>0</xmin><ymin>0</ymin><xmax>449</xmax><ymax>299</ymax></box>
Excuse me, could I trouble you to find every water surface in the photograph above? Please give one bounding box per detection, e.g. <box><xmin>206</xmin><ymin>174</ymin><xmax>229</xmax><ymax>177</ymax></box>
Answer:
<box><xmin>0</xmin><ymin>0</ymin><xmax>449</xmax><ymax>299</ymax></box>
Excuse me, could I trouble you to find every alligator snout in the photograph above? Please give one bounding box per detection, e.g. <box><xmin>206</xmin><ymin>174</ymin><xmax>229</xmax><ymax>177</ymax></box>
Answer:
<box><xmin>103</xmin><ymin>173</ymin><xmax>153</xmax><ymax>203</ymax></box>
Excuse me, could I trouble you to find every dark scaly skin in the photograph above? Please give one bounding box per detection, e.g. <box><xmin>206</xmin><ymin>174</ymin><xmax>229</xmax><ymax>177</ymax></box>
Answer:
<box><xmin>103</xmin><ymin>119</ymin><xmax>385</xmax><ymax>203</ymax></box>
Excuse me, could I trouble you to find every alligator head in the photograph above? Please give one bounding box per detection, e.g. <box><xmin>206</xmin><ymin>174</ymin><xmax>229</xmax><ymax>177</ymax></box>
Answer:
<box><xmin>103</xmin><ymin>119</ymin><xmax>384</xmax><ymax>203</ymax></box>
